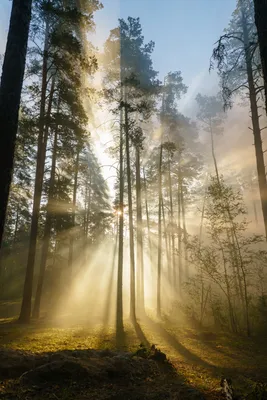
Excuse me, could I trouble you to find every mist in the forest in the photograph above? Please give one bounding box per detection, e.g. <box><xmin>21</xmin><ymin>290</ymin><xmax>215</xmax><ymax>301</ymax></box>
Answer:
<box><xmin>3</xmin><ymin>1</ymin><xmax>267</xmax><ymax>398</ymax></box>
<box><xmin>1</xmin><ymin>0</ymin><xmax>267</xmax><ymax>342</ymax></box>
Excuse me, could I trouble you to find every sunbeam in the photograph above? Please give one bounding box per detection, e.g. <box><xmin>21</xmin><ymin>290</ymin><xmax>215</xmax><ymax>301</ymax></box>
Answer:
<box><xmin>1</xmin><ymin>0</ymin><xmax>267</xmax><ymax>398</ymax></box>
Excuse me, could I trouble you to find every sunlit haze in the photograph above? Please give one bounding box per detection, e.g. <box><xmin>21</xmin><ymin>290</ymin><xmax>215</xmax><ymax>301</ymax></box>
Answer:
<box><xmin>1</xmin><ymin>0</ymin><xmax>267</xmax><ymax>398</ymax></box>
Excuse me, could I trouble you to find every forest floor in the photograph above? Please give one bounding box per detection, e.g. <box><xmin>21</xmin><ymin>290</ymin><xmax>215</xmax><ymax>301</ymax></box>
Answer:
<box><xmin>0</xmin><ymin>314</ymin><xmax>266</xmax><ymax>399</ymax></box>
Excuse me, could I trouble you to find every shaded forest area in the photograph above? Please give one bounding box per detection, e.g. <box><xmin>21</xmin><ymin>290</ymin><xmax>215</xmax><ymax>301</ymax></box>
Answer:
<box><xmin>1</xmin><ymin>0</ymin><xmax>267</xmax><ymax>399</ymax></box>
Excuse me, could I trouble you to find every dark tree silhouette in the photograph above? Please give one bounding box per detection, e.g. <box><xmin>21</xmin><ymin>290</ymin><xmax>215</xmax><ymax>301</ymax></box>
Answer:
<box><xmin>254</xmin><ymin>0</ymin><xmax>267</xmax><ymax>116</ymax></box>
<box><xmin>0</xmin><ymin>0</ymin><xmax>32</xmax><ymax>249</ymax></box>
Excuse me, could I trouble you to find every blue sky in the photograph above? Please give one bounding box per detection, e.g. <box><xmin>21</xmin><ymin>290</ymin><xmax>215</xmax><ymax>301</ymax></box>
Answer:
<box><xmin>94</xmin><ymin>0</ymin><xmax>235</xmax><ymax>82</ymax></box>
<box><xmin>1</xmin><ymin>0</ymin><xmax>256</xmax><ymax>208</ymax></box>
<box><xmin>0</xmin><ymin>0</ymin><xmax>236</xmax><ymax>112</ymax></box>
<box><xmin>91</xmin><ymin>0</ymin><xmax>236</xmax><ymax>114</ymax></box>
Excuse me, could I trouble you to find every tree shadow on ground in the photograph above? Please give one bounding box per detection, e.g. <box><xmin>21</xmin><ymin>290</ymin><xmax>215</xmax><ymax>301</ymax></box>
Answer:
<box><xmin>143</xmin><ymin>316</ymin><xmax>213</xmax><ymax>368</ymax></box>
<box><xmin>142</xmin><ymin>315</ymin><xmax>252</xmax><ymax>381</ymax></box>
<box><xmin>132</xmin><ymin>318</ymin><xmax>150</xmax><ymax>348</ymax></box>
<box><xmin>197</xmin><ymin>333</ymin><xmax>236</xmax><ymax>358</ymax></box>
<box><xmin>173</xmin><ymin>325</ymin><xmax>232</xmax><ymax>358</ymax></box>
<box><xmin>0</xmin><ymin>319</ymin><xmax>42</xmax><ymax>346</ymax></box>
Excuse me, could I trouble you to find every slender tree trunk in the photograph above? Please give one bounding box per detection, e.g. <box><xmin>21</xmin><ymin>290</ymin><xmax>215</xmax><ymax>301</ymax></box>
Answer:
<box><xmin>220</xmin><ymin>243</ymin><xmax>237</xmax><ymax>333</ymax></box>
<box><xmin>84</xmin><ymin>173</ymin><xmax>92</xmax><ymax>263</ymax></box>
<box><xmin>157</xmin><ymin>144</ymin><xmax>163</xmax><ymax>318</ymax></box>
<box><xmin>168</xmin><ymin>231</ymin><xmax>172</xmax><ymax>280</ymax></box>
<box><xmin>0</xmin><ymin>0</ymin><xmax>32</xmax><ymax>249</ymax></box>
<box><xmin>124</xmin><ymin>103</ymin><xmax>136</xmax><ymax>322</ymax></box>
<box><xmin>32</xmin><ymin>98</ymin><xmax>58</xmax><ymax>319</ymax></box>
<box><xmin>180</xmin><ymin>177</ymin><xmax>188</xmax><ymax>279</ymax></box>
<box><xmin>199</xmin><ymin>185</ymin><xmax>206</xmax><ymax>245</ymax></box>
<box><xmin>168</xmin><ymin>155</ymin><xmax>176</xmax><ymax>285</ymax></box>
<box><xmin>116</xmin><ymin>105</ymin><xmax>124</xmax><ymax>335</ymax></box>
<box><xmin>84</xmin><ymin>186</ymin><xmax>87</xmax><ymax>237</ymax></box>
<box><xmin>209</xmin><ymin>86</ymin><xmax>250</xmax><ymax>333</ymax></box>
<box><xmin>232</xmin><ymin>232</ymin><xmax>250</xmax><ymax>335</ymax></box>
<box><xmin>243</xmin><ymin>5</ymin><xmax>267</xmax><ymax>239</ymax></box>
<box><xmin>232</xmin><ymin>244</ymin><xmax>246</xmax><ymax>320</ymax></box>
<box><xmin>177</xmin><ymin>168</ymin><xmax>182</xmax><ymax>293</ymax></box>
<box><xmin>199</xmin><ymin>186</ymin><xmax>206</xmax><ymax>325</ymax></box>
<box><xmin>83</xmin><ymin>182</ymin><xmax>88</xmax><ymax>262</ymax></box>
<box><xmin>210</xmin><ymin>122</ymin><xmax>220</xmax><ymax>182</ymax></box>
<box><xmin>161</xmin><ymin>196</ymin><xmax>169</xmax><ymax>275</ymax></box>
<box><xmin>136</xmin><ymin>147</ymin><xmax>145</xmax><ymax>313</ymax></box>
<box><xmin>19</xmin><ymin>22</ymin><xmax>51</xmax><ymax>323</ymax></box>
<box><xmin>210</xmin><ymin>115</ymin><xmax>245</xmax><ymax>331</ymax></box>
<box><xmin>143</xmin><ymin>168</ymin><xmax>152</xmax><ymax>265</ymax></box>
<box><xmin>68</xmin><ymin>149</ymin><xmax>80</xmax><ymax>276</ymax></box>
<box><xmin>85</xmin><ymin>177</ymin><xmax>91</xmax><ymax>238</ymax></box>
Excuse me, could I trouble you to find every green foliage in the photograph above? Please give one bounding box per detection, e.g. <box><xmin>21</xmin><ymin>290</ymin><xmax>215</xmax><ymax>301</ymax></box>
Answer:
<box><xmin>185</xmin><ymin>176</ymin><xmax>267</xmax><ymax>334</ymax></box>
<box><xmin>210</xmin><ymin>0</ymin><xmax>260</xmax><ymax>109</ymax></box>
<box><xmin>195</xmin><ymin>93</ymin><xmax>225</xmax><ymax>135</ymax></box>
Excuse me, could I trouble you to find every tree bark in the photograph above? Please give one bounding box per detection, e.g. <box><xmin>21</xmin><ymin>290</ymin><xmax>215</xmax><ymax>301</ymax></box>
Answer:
<box><xmin>180</xmin><ymin>177</ymin><xmax>188</xmax><ymax>279</ymax></box>
<box><xmin>210</xmin><ymin>121</ymin><xmax>220</xmax><ymax>182</ymax></box>
<box><xmin>161</xmin><ymin>196</ymin><xmax>170</xmax><ymax>278</ymax></box>
<box><xmin>157</xmin><ymin>144</ymin><xmax>163</xmax><ymax>318</ymax></box>
<box><xmin>143</xmin><ymin>168</ymin><xmax>152</xmax><ymax>266</ymax></box>
<box><xmin>136</xmin><ymin>147</ymin><xmax>145</xmax><ymax>313</ymax></box>
<box><xmin>32</xmin><ymin>92</ymin><xmax>58</xmax><ymax>319</ymax></box>
<box><xmin>177</xmin><ymin>166</ymin><xmax>182</xmax><ymax>293</ymax></box>
<box><xmin>0</xmin><ymin>0</ymin><xmax>32</xmax><ymax>249</ymax></box>
<box><xmin>84</xmin><ymin>173</ymin><xmax>92</xmax><ymax>263</ymax></box>
<box><xmin>68</xmin><ymin>149</ymin><xmax>80</xmax><ymax>276</ymax></box>
<box><xmin>199</xmin><ymin>186</ymin><xmax>206</xmax><ymax>325</ymax></box>
<box><xmin>19</xmin><ymin>21</ymin><xmax>51</xmax><ymax>323</ymax></box>
<box><xmin>254</xmin><ymin>0</ymin><xmax>267</xmax><ymax>116</ymax></box>
<box><xmin>219</xmin><ymin>242</ymin><xmax>237</xmax><ymax>333</ymax></box>
<box><xmin>168</xmin><ymin>153</ymin><xmax>176</xmax><ymax>286</ymax></box>
<box><xmin>116</xmin><ymin>105</ymin><xmax>124</xmax><ymax>335</ymax></box>
<box><xmin>124</xmin><ymin>104</ymin><xmax>136</xmax><ymax>322</ymax></box>
<box><xmin>244</xmin><ymin>3</ymin><xmax>267</xmax><ymax>239</ymax></box>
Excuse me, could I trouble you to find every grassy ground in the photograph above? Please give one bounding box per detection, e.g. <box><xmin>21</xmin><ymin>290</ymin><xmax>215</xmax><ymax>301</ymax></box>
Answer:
<box><xmin>0</xmin><ymin>315</ymin><xmax>266</xmax><ymax>399</ymax></box>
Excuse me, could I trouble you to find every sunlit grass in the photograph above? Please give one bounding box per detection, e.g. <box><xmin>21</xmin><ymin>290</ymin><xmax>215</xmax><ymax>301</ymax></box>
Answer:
<box><xmin>0</xmin><ymin>318</ymin><xmax>144</xmax><ymax>357</ymax></box>
<box><xmin>0</xmin><ymin>316</ymin><xmax>266</xmax><ymax>398</ymax></box>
